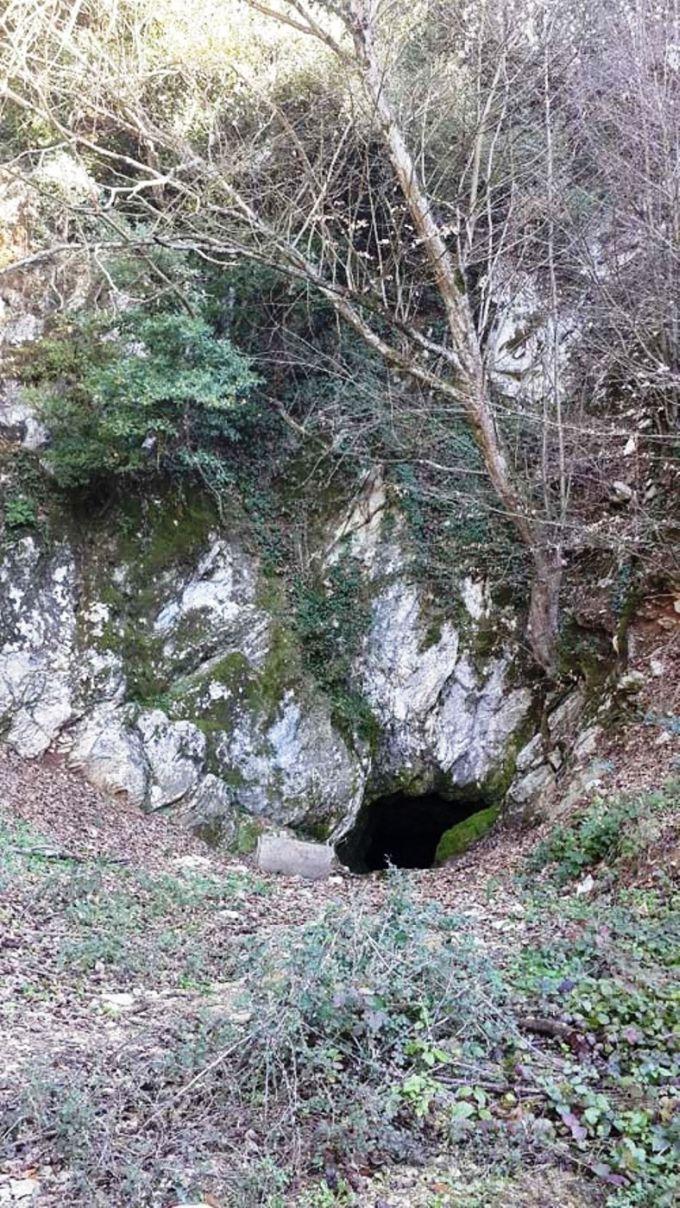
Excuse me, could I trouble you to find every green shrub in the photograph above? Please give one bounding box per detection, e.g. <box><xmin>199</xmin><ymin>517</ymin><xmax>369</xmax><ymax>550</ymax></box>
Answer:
<box><xmin>23</xmin><ymin>310</ymin><xmax>259</xmax><ymax>491</ymax></box>
<box><xmin>3</xmin><ymin>492</ymin><xmax>38</xmax><ymax>530</ymax></box>
<box><xmin>527</xmin><ymin>785</ymin><xmax>678</xmax><ymax>884</ymax></box>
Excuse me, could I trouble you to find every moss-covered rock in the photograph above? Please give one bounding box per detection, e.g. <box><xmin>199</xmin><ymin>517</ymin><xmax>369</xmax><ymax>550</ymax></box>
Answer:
<box><xmin>435</xmin><ymin>804</ymin><xmax>500</xmax><ymax>863</ymax></box>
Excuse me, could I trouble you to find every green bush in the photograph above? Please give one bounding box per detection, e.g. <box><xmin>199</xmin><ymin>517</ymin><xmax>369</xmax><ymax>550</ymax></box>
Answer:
<box><xmin>526</xmin><ymin>786</ymin><xmax>678</xmax><ymax>884</ymax></box>
<box><xmin>2</xmin><ymin>493</ymin><xmax>38</xmax><ymax>530</ymax></box>
<box><xmin>23</xmin><ymin>310</ymin><xmax>259</xmax><ymax>491</ymax></box>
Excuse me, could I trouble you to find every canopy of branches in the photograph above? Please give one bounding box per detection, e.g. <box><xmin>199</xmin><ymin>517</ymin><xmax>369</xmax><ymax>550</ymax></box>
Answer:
<box><xmin>1</xmin><ymin>0</ymin><xmax>678</xmax><ymax>667</ymax></box>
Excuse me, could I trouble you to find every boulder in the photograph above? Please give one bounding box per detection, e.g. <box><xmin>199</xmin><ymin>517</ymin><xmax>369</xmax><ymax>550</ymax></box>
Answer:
<box><xmin>136</xmin><ymin>710</ymin><xmax>206</xmax><ymax>809</ymax></box>
<box><xmin>69</xmin><ymin>709</ymin><xmax>149</xmax><ymax>807</ymax></box>
<box><xmin>256</xmin><ymin>831</ymin><xmax>335</xmax><ymax>880</ymax></box>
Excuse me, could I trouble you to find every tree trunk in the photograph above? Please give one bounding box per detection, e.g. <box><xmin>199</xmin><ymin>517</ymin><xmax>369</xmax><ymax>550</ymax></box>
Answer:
<box><xmin>348</xmin><ymin>3</ymin><xmax>565</xmax><ymax>674</ymax></box>
<box><xmin>527</xmin><ymin>550</ymin><xmax>563</xmax><ymax>675</ymax></box>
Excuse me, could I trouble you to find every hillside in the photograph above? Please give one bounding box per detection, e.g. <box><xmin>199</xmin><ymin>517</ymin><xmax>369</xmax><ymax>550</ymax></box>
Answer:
<box><xmin>1</xmin><ymin>641</ymin><xmax>678</xmax><ymax>1205</ymax></box>
<box><xmin>0</xmin><ymin>1</ymin><xmax>679</xmax><ymax>1204</ymax></box>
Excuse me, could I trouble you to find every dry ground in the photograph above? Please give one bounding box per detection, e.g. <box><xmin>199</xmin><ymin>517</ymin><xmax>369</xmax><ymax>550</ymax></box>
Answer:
<box><xmin>0</xmin><ymin>749</ymin><xmax>585</xmax><ymax>1208</ymax></box>
<box><xmin>0</xmin><ymin>619</ymin><xmax>678</xmax><ymax>1206</ymax></box>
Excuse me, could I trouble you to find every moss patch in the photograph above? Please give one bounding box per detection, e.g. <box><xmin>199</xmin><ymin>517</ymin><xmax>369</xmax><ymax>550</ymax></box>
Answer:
<box><xmin>234</xmin><ymin>816</ymin><xmax>262</xmax><ymax>855</ymax></box>
<box><xmin>435</xmin><ymin>804</ymin><xmax>500</xmax><ymax>864</ymax></box>
<box><xmin>420</xmin><ymin>612</ymin><xmax>444</xmax><ymax>651</ymax></box>
<box><xmin>115</xmin><ymin>491</ymin><xmax>217</xmax><ymax>577</ymax></box>
<box><xmin>257</xmin><ymin>624</ymin><xmax>299</xmax><ymax>714</ymax></box>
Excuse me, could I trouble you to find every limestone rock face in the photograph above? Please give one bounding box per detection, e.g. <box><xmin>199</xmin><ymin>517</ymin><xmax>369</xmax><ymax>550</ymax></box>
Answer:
<box><xmin>136</xmin><ymin>710</ymin><xmax>207</xmax><ymax>810</ymax></box>
<box><xmin>322</xmin><ymin>474</ymin><xmax>534</xmax><ymax>816</ymax></box>
<box><xmin>152</xmin><ymin>538</ymin><xmax>270</xmax><ymax>671</ymax></box>
<box><xmin>179</xmin><ymin>774</ymin><xmax>239</xmax><ymax>847</ymax></box>
<box><xmin>358</xmin><ymin>578</ymin><xmax>531</xmax><ymax>795</ymax></box>
<box><xmin>0</xmin><ymin>381</ymin><xmax>48</xmax><ymax>450</ymax></box>
<box><xmin>487</xmin><ymin>270</ymin><xmax>577</xmax><ymax>407</ymax></box>
<box><xmin>0</xmin><ymin>537</ymin><xmax>77</xmax><ymax>757</ymax></box>
<box><xmin>212</xmin><ymin>691</ymin><xmax>365</xmax><ymax>831</ymax></box>
<box><xmin>0</xmin><ymin>472</ymin><xmax>542</xmax><ymax>843</ymax></box>
<box><xmin>0</xmin><ymin>170</ymin><xmax>552</xmax><ymax>842</ymax></box>
<box><xmin>430</xmin><ymin>659</ymin><xmax>531</xmax><ymax>786</ymax></box>
<box><xmin>505</xmin><ymin>688</ymin><xmax>597</xmax><ymax>822</ymax></box>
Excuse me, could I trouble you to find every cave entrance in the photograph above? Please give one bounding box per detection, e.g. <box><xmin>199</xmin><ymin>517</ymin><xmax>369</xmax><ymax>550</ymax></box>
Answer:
<box><xmin>336</xmin><ymin>790</ymin><xmax>484</xmax><ymax>874</ymax></box>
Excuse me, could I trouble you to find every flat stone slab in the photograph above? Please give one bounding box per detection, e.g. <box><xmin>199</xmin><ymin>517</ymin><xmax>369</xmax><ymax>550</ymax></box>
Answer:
<box><xmin>256</xmin><ymin>832</ymin><xmax>334</xmax><ymax>880</ymax></box>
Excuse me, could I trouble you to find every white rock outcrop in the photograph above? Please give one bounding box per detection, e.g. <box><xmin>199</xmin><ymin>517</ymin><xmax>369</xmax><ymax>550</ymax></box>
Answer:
<box><xmin>0</xmin><ymin>477</ymin><xmax>541</xmax><ymax>840</ymax></box>
<box><xmin>357</xmin><ymin>578</ymin><xmax>531</xmax><ymax>794</ymax></box>
<box><xmin>136</xmin><ymin>710</ymin><xmax>207</xmax><ymax>809</ymax></box>
<box><xmin>69</xmin><ymin>708</ymin><xmax>150</xmax><ymax>807</ymax></box>
<box><xmin>0</xmin><ymin>538</ymin><xmax>77</xmax><ymax>757</ymax></box>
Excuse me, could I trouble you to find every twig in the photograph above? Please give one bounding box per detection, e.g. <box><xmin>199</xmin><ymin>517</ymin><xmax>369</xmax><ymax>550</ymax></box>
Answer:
<box><xmin>141</xmin><ymin>1026</ymin><xmax>262</xmax><ymax>1131</ymax></box>
<box><xmin>8</xmin><ymin>846</ymin><xmax>129</xmax><ymax>865</ymax></box>
<box><xmin>440</xmin><ymin>1074</ymin><xmax>548</xmax><ymax>1098</ymax></box>
<box><xmin>519</xmin><ymin>1015</ymin><xmax>586</xmax><ymax>1053</ymax></box>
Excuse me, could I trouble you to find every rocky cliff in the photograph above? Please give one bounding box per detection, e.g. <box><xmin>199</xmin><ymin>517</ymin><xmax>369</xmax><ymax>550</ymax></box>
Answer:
<box><xmin>0</xmin><ymin>170</ymin><xmax>598</xmax><ymax>862</ymax></box>
<box><xmin>0</xmin><ymin>453</ymin><xmax>555</xmax><ymax>855</ymax></box>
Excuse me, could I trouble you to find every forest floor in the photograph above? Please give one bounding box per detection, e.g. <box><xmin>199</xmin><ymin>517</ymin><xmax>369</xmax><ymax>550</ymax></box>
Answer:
<box><xmin>0</xmin><ymin>631</ymin><xmax>678</xmax><ymax>1208</ymax></box>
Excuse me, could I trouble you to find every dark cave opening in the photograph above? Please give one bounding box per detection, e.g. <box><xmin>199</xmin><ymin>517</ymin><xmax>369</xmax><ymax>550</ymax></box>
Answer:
<box><xmin>336</xmin><ymin>790</ymin><xmax>485</xmax><ymax>874</ymax></box>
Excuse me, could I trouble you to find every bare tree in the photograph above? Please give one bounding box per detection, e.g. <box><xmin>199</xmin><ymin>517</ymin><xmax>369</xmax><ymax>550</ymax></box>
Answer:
<box><xmin>575</xmin><ymin>0</ymin><xmax>680</xmax><ymax>424</ymax></box>
<box><xmin>1</xmin><ymin>0</ymin><xmax>677</xmax><ymax>666</ymax></box>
